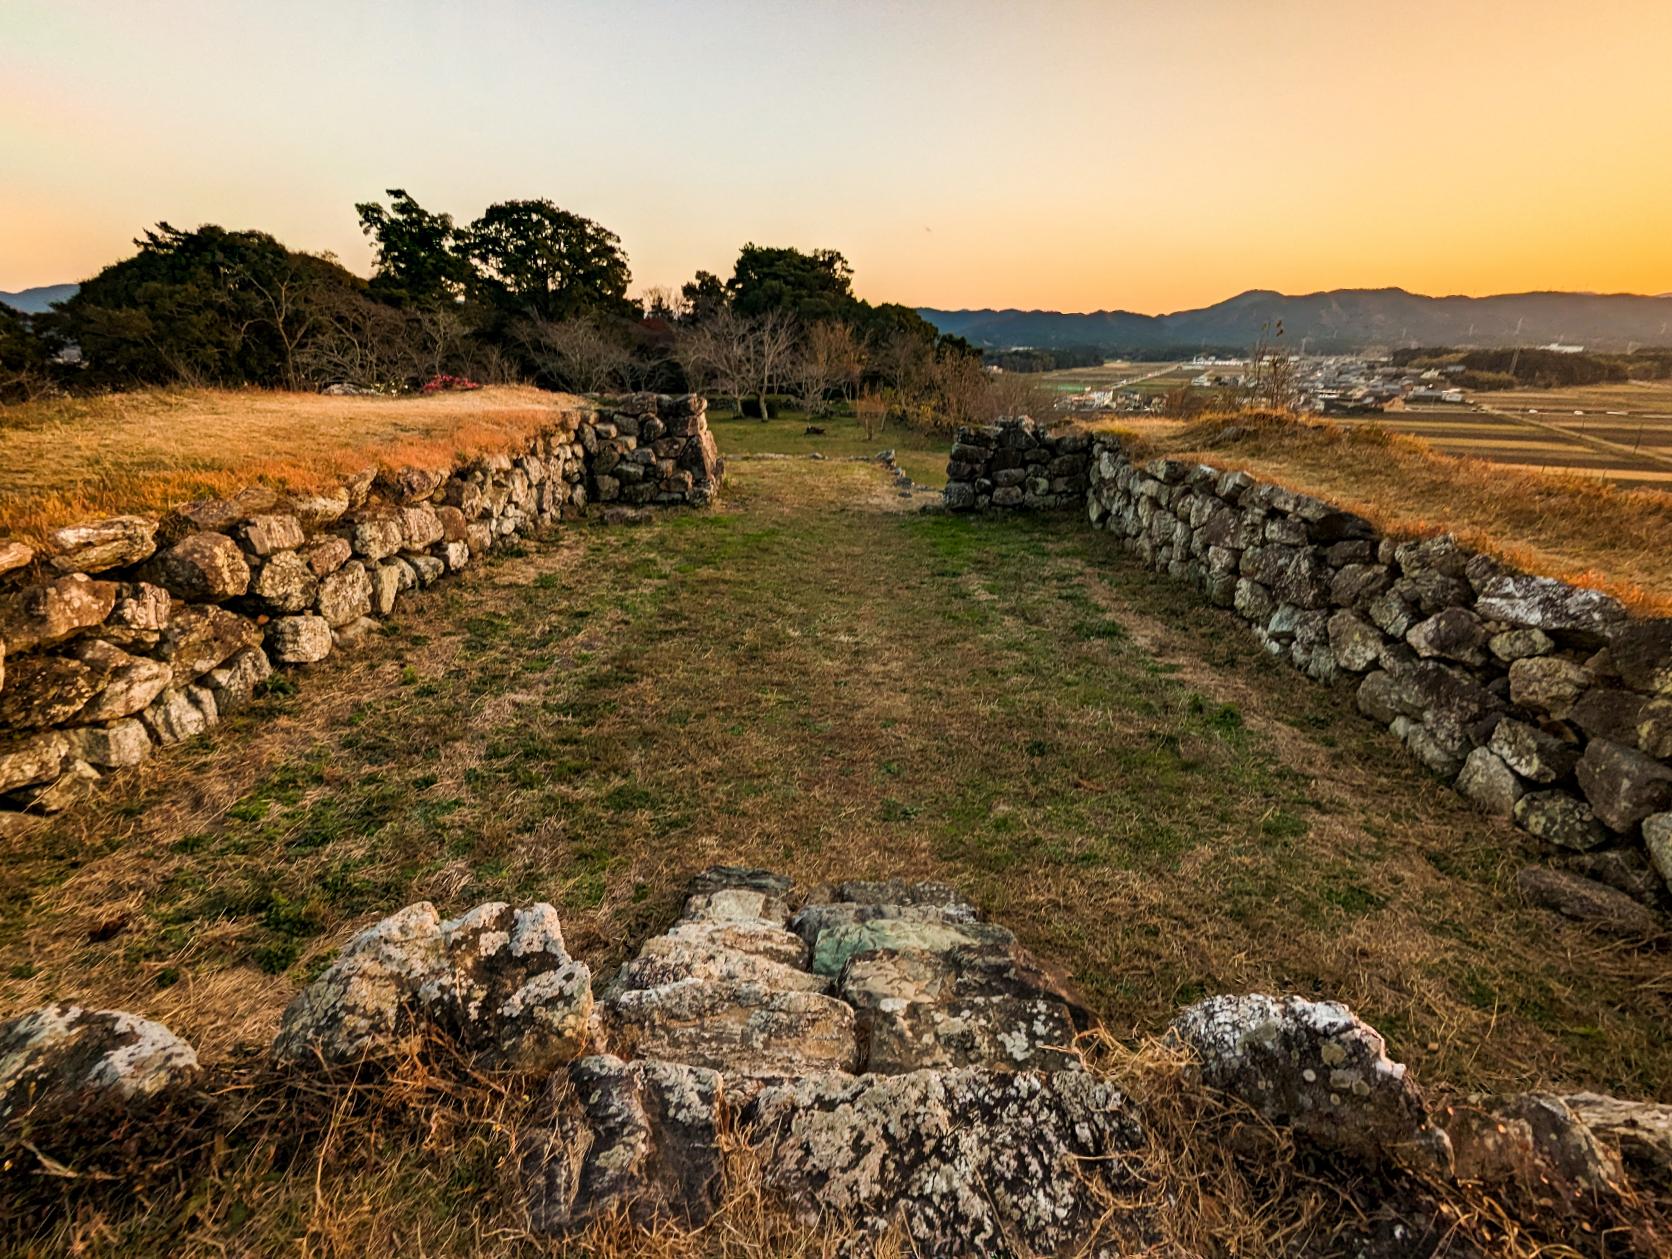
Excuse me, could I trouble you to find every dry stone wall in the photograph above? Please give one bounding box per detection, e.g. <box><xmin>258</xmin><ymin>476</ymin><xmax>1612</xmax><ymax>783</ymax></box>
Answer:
<box><xmin>0</xmin><ymin>393</ymin><xmax>720</xmax><ymax>824</ymax></box>
<box><xmin>942</xmin><ymin>416</ymin><xmax>1091</xmax><ymax>511</ymax></box>
<box><xmin>945</xmin><ymin>419</ymin><xmax>1672</xmax><ymax>925</ymax></box>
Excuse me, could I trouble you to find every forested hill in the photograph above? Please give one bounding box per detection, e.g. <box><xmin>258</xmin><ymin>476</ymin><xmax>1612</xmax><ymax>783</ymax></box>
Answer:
<box><xmin>919</xmin><ymin>289</ymin><xmax>1672</xmax><ymax>354</ymax></box>
<box><xmin>0</xmin><ymin>284</ymin><xmax>79</xmax><ymax>314</ymax></box>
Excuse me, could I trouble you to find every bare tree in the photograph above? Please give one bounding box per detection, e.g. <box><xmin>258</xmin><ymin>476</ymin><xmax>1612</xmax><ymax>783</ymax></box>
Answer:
<box><xmin>521</xmin><ymin>315</ymin><xmax>631</xmax><ymax>394</ymax></box>
<box><xmin>242</xmin><ymin>256</ymin><xmax>323</xmax><ymax>390</ymax></box>
<box><xmin>788</xmin><ymin>320</ymin><xmax>862</xmax><ymax>416</ymax></box>
<box><xmin>1243</xmin><ymin>320</ymin><xmax>1300</xmax><ymax>412</ymax></box>
<box><xmin>854</xmin><ymin>389</ymin><xmax>887</xmax><ymax>440</ymax></box>
<box><xmin>674</xmin><ymin>308</ymin><xmax>751</xmax><ymax>416</ymax></box>
<box><xmin>743</xmin><ymin>310</ymin><xmax>798</xmax><ymax>421</ymax></box>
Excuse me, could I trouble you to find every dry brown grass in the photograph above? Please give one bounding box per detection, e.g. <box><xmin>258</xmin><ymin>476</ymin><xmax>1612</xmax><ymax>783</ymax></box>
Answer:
<box><xmin>1102</xmin><ymin>410</ymin><xmax>1672</xmax><ymax>614</ymax></box>
<box><xmin>0</xmin><ymin>386</ymin><xmax>585</xmax><ymax>542</ymax></box>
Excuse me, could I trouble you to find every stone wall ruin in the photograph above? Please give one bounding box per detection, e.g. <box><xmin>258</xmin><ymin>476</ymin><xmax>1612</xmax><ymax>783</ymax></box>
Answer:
<box><xmin>0</xmin><ymin>393</ymin><xmax>721</xmax><ymax>824</ymax></box>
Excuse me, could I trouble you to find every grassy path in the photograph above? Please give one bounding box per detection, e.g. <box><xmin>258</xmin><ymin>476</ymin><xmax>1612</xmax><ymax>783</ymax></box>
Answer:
<box><xmin>2</xmin><ymin>458</ymin><xmax>1667</xmax><ymax>1097</ymax></box>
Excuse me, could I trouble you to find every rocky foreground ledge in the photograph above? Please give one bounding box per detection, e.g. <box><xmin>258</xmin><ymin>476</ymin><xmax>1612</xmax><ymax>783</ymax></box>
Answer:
<box><xmin>3</xmin><ymin>869</ymin><xmax>1669</xmax><ymax>1255</ymax></box>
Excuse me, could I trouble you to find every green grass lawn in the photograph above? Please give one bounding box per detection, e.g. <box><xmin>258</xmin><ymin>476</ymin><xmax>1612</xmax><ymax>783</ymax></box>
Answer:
<box><xmin>706</xmin><ymin>400</ymin><xmax>950</xmax><ymax>486</ymax></box>
<box><xmin>4</xmin><ymin>453</ymin><xmax>1669</xmax><ymax>1253</ymax></box>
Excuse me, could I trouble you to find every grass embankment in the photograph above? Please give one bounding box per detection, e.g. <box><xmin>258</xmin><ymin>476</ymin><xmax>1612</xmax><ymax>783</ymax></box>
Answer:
<box><xmin>1100</xmin><ymin>410</ymin><xmax>1672</xmax><ymax>614</ymax></box>
<box><xmin>0</xmin><ymin>386</ymin><xmax>583</xmax><ymax>542</ymax></box>
<box><xmin>0</xmin><ymin>456</ymin><xmax>1665</xmax><ymax>1251</ymax></box>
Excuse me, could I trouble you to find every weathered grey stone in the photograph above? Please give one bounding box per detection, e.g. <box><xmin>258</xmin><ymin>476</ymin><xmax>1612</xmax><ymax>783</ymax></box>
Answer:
<box><xmin>1514</xmin><ymin>790</ymin><xmax>1609</xmax><ymax>850</ymax></box>
<box><xmin>70</xmin><ymin>638</ymin><xmax>173</xmax><ymax>722</ymax></box>
<box><xmin>0</xmin><ymin>540</ymin><xmax>33</xmax><ymax>578</ymax></box>
<box><xmin>273</xmin><ymin>901</ymin><xmax>593</xmax><ymax>1070</ymax></box>
<box><xmin>1328</xmin><ymin>610</ymin><xmax>1384</xmax><ymax>673</ymax></box>
<box><xmin>0</xmin><ymin>732</ymin><xmax>68</xmax><ymax>794</ymax></box>
<box><xmin>1456</xmin><ymin>747</ymin><xmax>1525</xmax><ymax>819</ymax></box>
<box><xmin>0</xmin><ymin>573</ymin><xmax>119</xmax><ymax>652</ymax></box>
<box><xmin>0</xmin><ymin>1004</ymin><xmax>199</xmax><ymax>1121</ymax></box>
<box><xmin>942</xmin><ymin>481</ymin><xmax>975</xmax><ymax>511</ymax></box>
<box><xmin>332</xmin><ymin>615</ymin><xmax>380</xmax><ymax>648</ymax></box>
<box><xmin>11</xmin><ymin>757</ymin><xmax>99</xmax><ymax>812</ymax></box>
<box><xmin>1488</xmin><ymin>718</ymin><xmax>1579</xmax><ymax>784</ymax></box>
<box><xmin>290</xmin><ymin>487</ymin><xmax>351</xmax><ymax>527</ymax></box>
<box><xmin>140</xmin><ymin>685</ymin><xmax>217</xmax><ymax>745</ymax></box>
<box><xmin>1366</xmin><ymin>588</ymin><xmax>1419</xmax><ymax>640</ymax></box>
<box><xmin>745</xmin><ymin>1068</ymin><xmax>1147</xmax><ymax>1256</ymax></box>
<box><xmin>1400</xmin><ymin>715</ymin><xmax>1472</xmax><ymax>778</ymax></box>
<box><xmin>1330</xmin><ymin>562</ymin><xmax>1393</xmax><ymax>608</ymax></box>
<box><xmin>316</xmin><ymin>561</ymin><xmax>372</xmax><ymax>628</ymax></box>
<box><xmin>301</xmin><ymin>536</ymin><xmax>352</xmax><ymax>578</ymax></box>
<box><xmin>1508</xmin><ymin>655</ymin><xmax>1590</xmax><ymax>720</ymax></box>
<box><xmin>370</xmin><ymin>563</ymin><xmax>402</xmax><ymax>616</ymax></box>
<box><xmin>1406</xmin><ymin>607</ymin><xmax>1487</xmax><ymax>666</ymax></box>
<box><xmin>156</xmin><ymin>604</ymin><xmax>262</xmax><ymax>680</ymax></box>
<box><xmin>1514</xmin><ymin>866</ymin><xmax>1663</xmax><ymax>937</ymax></box>
<box><xmin>1638</xmin><ymin>699</ymin><xmax>1672</xmax><ymax>759</ymax></box>
<box><xmin>1475</xmin><ymin>573</ymin><xmax>1627</xmax><ymax>648</ymax></box>
<box><xmin>378</xmin><ymin>465</ymin><xmax>447</xmax><ymax>503</ymax></box>
<box><xmin>64</xmin><ymin>718</ymin><xmax>152</xmax><ymax>769</ymax></box>
<box><xmin>204</xmin><ymin>646</ymin><xmax>272</xmax><ymax>714</ymax></box>
<box><xmin>143</xmin><ymin>532</ymin><xmax>250</xmax><ymax>601</ymax></box>
<box><xmin>236</xmin><ymin>513</ymin><xmax>305</xmax><ymax>557</ymax></box>
<box><xmin>1570</xmin><ymin>687</ymin><xmax>1647</xmax><ymax>746</ymax></box>
<box><xmin>0</xmin><ymin>653</ymin><xmax>100</xmax><ymax>729</ymax></box>
<box><xmin>158</xmin><ymin>487</ymin><xmax>278</xmax><ymax>543</ymax></box>
<box><xmin>606</xmin><ymin>979</ymin><xmax>857</xmax><ymax>1079</ymax></box>
<box><xmin>1449</xmin><ymin>1093</ymin><xmax>1628</xmax><ymax>1201</ymax></box>
<box><xmin>409</xmin><ymin>554</ymin><xmax>445</xmax><ymax>585</ymax></box>
<box><xmin>1171</xmin><ymin>994</ymin><xmax>1451</xmax><ymax>1174</ymax></box>
<box><xmin>266</xmin><ymin>614</ymin><xmax>333</xmax><ymax>665</ymax></box>
<box><xmin>45</xmin><ymin>516</ymin><xmax>158</xmax><ymax>573</ymax></box>
<box><xmin>1489</xmin><ymin>628</ymin><xmax>1554</xmax><ymax>663</ymax></box>
<box><xmin>1608</xmin><ymin>619</ymin><xmax>1672</xmax><ymax>696</ymax></box>
<box><xmin>1576</xmin><ymin>739</ymin><xmax>1672</xmax><ymax>833</ymax></box>
<box><xmin>1556</xmin><ymin>847</ymin><xmax>1668</xmax><ymax>908</ymax></box>
<box><xmin>398</xmin><ymin>504</ymin><xmax>444</xmax><ymax>550</ymax></box>
<box><xmin>1564</xmin><ymin>1092</ymin><xmax>1672</xmax><ymax>1195</ymax></box>
<box><xmin>1647</xmin><ymin>813</ymin><xmax>1672</xmax><ymax>892</ymax></box>
<box><xmin>519</xmin><ymin>1055</ymin><xmax>724</xmax><ymax>1236</ymax></box>
<box><xmin>1394</xmin><ymin>535</ymin><xmax>1469</xmax><ymax>580</ymax></box>
<box><xmin>348</xmin><ymin>514</ymin><xmax>404</xmax><ymax>562</ymax></box>
<box><xmin>106</xmin><ymin>581</ymin><xmax>171</xmax><ymax>638</ymax></box>
<box><xmin>249</xmin><ymin>550</ymin><xmax>319</xmax><ymax>613</ymax></box>
<box><xmin>1233</xmin><ymin>578</ymin><xmax>1275</xmax><ymax>625</ymax></box>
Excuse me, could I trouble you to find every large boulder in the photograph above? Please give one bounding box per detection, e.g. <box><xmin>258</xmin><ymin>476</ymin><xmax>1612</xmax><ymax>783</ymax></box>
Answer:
<box><xmin>44</xmin><ymin>516</ymin><xmax>158</xmax><ymax>574</ymax></box>
<box><xmin>1575</xmin><ymin>739</ymin><xmax>1672</xmax><ymax>834</ymax></box>
<box><xmin>1475</xmin><ymin>573</ymin><xmax>1627</xmax><ymax>648</ymax></box>
<box><xmin>605</xmin><ymin>980</ymin><xmax>857</xmax><ymax>1080</ymax></box>
<box><xmin>272</xmin><ymin>901</ymin><xmax>594</xmax><ymax>1071</ymax></box>
<box><xmin>143</xmin><ymin>532</ymin><xmax>251</xmax><ymax>602</ymax></box>
<box><xmin>744</xmin><ymin>1068</ymin><xmax>1149</xmax><ymax>1256</ymax></box>
<box><xmin>0</xmin><ymin>1004</ymin><xmax>199</xmax><ymax>1122</ymax></box>
<box><xmin>0</xmin><ymin>574</ymin><xmax>118</xmax><ymax>653</ymax></box>
<box><xmin>1169</xmin><ymin>994</ymin><xmax>1451</xmax><ymax>1174</ymax></box>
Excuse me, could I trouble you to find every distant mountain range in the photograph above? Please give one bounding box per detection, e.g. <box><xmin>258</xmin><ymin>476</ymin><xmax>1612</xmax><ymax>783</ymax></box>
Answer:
<box><xmin>0</xmin><ymin>284</ymin><xmax>78</xmax><ymax>314</ymax></box>
<box><xmin>919</xmin><ymin>289</ymin><xmax>1672</xmax><ymax>354</ymax></box>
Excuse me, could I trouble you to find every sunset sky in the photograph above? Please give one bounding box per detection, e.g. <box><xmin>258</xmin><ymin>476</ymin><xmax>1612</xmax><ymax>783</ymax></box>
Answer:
<box><xmin>4</xmin><ymin>0</ymin><xmax>1671</xmax><ymax>313</ymax></box>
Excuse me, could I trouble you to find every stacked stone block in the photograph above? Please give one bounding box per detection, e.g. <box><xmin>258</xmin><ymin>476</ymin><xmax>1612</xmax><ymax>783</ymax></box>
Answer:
<box><xmin>942</xmin><ymin>416</ymin><xmax>1090</xmax><ymax>511</ymax></box>
<box><xmin>1083</xmin><ymin>438</ymin><xmax>1672</xmax><ymax>917</ymax></box>
<box><xmin>0</xmin><ymin>394</ymin><xmax>719</xmax><ymax>821</ymax></box>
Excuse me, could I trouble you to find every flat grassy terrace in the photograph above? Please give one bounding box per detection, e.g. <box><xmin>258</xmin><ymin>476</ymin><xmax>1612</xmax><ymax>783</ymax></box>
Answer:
<box><xmin>0</xmin><ymin>386</ymin><xmax>580</xmax><ymax>542</ymax></box>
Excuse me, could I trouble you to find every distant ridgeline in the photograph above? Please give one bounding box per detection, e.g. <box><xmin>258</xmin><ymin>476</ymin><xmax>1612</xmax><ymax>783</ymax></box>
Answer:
<box><xmin>921</xmin><ymin>288</ymin><xmax>1672</xmax><ymax>354</ymax></box>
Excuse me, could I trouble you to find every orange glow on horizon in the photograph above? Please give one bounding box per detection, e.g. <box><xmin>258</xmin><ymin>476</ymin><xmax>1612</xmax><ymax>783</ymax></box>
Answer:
<box><xmin>3</xmin><ymin>0</ymin><xmax>1670</xmax><ymax>313</ymax></box>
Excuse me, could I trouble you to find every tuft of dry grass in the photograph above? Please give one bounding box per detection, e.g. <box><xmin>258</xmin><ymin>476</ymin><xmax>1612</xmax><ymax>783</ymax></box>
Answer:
<box><xmin>1104</xmin><ymin>410</ymin><xmax>1672</xmax><ymax>614</ymax></box>
<box><xmin>0</xmin><ymin>386</ymin><xmax>586</xmax><ymax>542</ymax></box>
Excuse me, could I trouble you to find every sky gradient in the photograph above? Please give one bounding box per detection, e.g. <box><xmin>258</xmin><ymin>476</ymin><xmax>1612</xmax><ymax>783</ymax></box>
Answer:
<box><xmin>4</xmin><ymin>0</ymin><xmax>1671</xmax><ymax>313</ymax></box>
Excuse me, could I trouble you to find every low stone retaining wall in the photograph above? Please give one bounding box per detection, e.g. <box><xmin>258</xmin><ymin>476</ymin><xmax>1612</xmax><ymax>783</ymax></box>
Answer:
<box><xmin>942</xmin><ymin>416</ymin><xmax>1091</xmax><ymax>511</ymax></box>
<box><xmin>946</xmin><ymin>418</ymin><xmax>1672</xmax><ymax>922</ymax></box>
<box><xmin>0</xmin><ymin>393</ymin><xmax>721</xmax><ymax>823</ymax></box>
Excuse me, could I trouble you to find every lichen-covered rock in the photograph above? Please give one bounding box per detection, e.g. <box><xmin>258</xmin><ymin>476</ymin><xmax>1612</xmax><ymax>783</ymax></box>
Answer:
<box><xmin>1449</xmin><ymin>1093</ymin><xmax>1628</xmax><ymax>1203</ymax></box>
<box><xmin>1455</xmin><ymin>746</ymin><xmax>1525</xmax><ymax>818</ymax></box>
<box><xmin>1609</xmin><ymin>619</ymin><xmax>1672</xmax><ymax>696</ymax></box>
<box><xmin>0</xmin><ymin>540</ymin><xmax>33</xmax><ymax>578</ymax></box>
<box><xmin>0</xmin><ymin>1004</ymin><xmax>199</xmax><ymax>1122</ymax></box>
<box><xmin>1169</xmin><ymin>994</ymin><xmax>1452</xmax><ymax>1174</ymax></box>
<box><xmin>204</xmin><ymin>646</ymin><xmax>273</xmax><ymax>714</ymax></box>
<box><xmin>44</xmin><ymin>515</ymin><xmax>158</xmax><ymax>574</ymax></box>
<box><xmin>316</xmin><ymin>560</ymin><xmax>372</xmax><ymax>628</ymax></box>
<box><xmin>70</xmin><ymin>638</ymin><xmax>173</xmax><ymax>722</ymax></box>
<box><xmin>1514</xmin><ymin>790</ymin><xmax>1609</xmax><ymax>850</ymax></box>
<box><xmin>398</xmin><ymin>504</ymin><xmax>443</xmax><ymax>550</ymax></box>
<box><xmin>250</xmin><ymin>549</ymin><xmax>319</xmax><ymax>613</ymax></box>
<box><xmin>1407</xmin><ymin>607</ymin><xmax>1487</xmax><ymax>666</ymax></box>
<box><xmin>1576</xmin><ymin>739</ymin><xmax>1672</xmax><ymax>834</ymax></box>
<box><xmin>104</xmin><ymin>581</ymin><xmax>172</xmax><ymax>646</ymax></box>
<box><xmin>1563</xmin><ymin>1092</ymin><xmax>1672</xmax><ymax>1195</ymax></box>
<box><xmin>1328</xmin><ymin>609</ymin><xmax>1385</xmax><ymax>672</ymax></box>
<box><xmin>140</xmin><ymin>685</ymin><xmax>218</xmax><ymax>744</ymax></box>
<box><xmin>745</xmin><ymin>1068</ymin><xmax>1148</xmax><ymax>1256</ymax></box>
<box><xmin>1489</xmin><ymin>627</ymin><xmax>1555</xmax><ymax>663</ymax></box>
<box><xmin>1489</xmin><ymin>718</ymin><xmax>1579</xmax><ymax>784</ymax></box>
<box><xmin>1647</xmin><ymin>813</ymin><xmax>1672</xmax><ymax>892</ymax></box>
<box><xmin>0</xmin><ymin>573</ymin><xmax>119</xmax><ymax>652</ymax></box>
<box><xmin>519</xmin><ymin>1055</ymin><xmax>724</xmax><ymax>1236</ymax></box>
<box><xmin>156</xmin><ymin>604</ymin><xmax>262</xmax><ymax>681</ymax></box>
<box><xmin>1515</xmin><ymin>866</ymin><xmax>1664</xmax><ymax>937</ymax></box>
<box><xmin>301</xmin><ymin>536</ymin><xmax>352</xmax><ymax>578</ymax></box>
<box><xmin>266</xmin><ymin>614</ymin><xmax>333</xmax><ymax>664</ymax></box>
<box><xmin>0</xmin><ymin>733</ymin><xmax>67</xmax><ymax>794</ymax></box>
<box><xmin>144</xmin><ymin>532</ymin><xmax>251</xmax><ymax>601</ymax></box>
<box><xmin>272</xmin><ymin>901</ymin><xmax>593</xmax><ymax>1071</ymax></box>
<box><xmin>0</xmin><ymin>653</ymin><xmax>101</xmax><ymax>729</ymax></box>
<box><xmin>65</xmin><ymin>718</ymin><xmax>152</xmax><ymax>769</ymax></box>
<box><xmin>348</xmin><ymin>514</ymin><xmax>404</xmax><ymax>562</ymax></box>
<box><xmin>1475</xmin><ymin>573</ymin><xmax>1627</xmax><ymax>648</ymax></box>
<box><xmin>606</xmin><ymin>979</ymin><xmax>857</xmax><ymax>1080</ymax></box>
<box><xmin>1508</xmin><ymin>655</ymin><xmax>1591</xmax><ymax>720</ymax></box>
<box><xmin>236</xmin><ymin>513</ymin><xmax>305</xmax><ymax>557</ymax></box>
